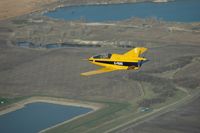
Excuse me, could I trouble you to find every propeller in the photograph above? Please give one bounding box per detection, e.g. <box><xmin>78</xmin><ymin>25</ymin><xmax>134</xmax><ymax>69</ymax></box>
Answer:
<box><xmin>138</xmin><ymin>59</ymin><xmax>149</xmax><ymax>67</ymax></box>
<box><xmin>138</xmin><ymin>60</ymin><xmax>143</xmax><ymax>67</ymax></box>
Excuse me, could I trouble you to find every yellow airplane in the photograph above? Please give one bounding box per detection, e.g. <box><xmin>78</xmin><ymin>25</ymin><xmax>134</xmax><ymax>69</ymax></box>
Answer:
<box><xmin>81</xmin><ymin>47</ymin><xmax>148</xmax><ymax>76</ymax></box>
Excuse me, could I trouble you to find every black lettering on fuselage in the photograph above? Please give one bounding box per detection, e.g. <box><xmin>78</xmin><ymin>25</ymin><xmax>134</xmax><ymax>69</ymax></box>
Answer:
<box><xmin>95</xmin><ymin>60</ymin><xmax>138</xmax><ymax>67</ymax></box>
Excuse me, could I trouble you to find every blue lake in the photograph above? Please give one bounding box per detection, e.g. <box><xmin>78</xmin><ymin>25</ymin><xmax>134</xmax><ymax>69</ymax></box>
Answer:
<box><xmin>0</xmin><ymin>102</ymin><xmax>92</xmax><ymax>133</ymax></box>
<box><xmin>45</xmin><ymin>0</ymin><xmax>200</xmax><ymax>22</ymax></box>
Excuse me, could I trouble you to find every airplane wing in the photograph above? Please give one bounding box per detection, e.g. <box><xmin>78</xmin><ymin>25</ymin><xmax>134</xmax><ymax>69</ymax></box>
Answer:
<box><xmin>81</xmin><ymin>67</ymin><xmax>117</xmax><ymax>76</ymax></box>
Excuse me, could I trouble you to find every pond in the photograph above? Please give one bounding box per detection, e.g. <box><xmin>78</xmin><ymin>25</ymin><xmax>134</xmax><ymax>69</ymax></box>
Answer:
<box><xmin>0</xmin><ymin>102</ymin><xmax>92</xmax><ymax>133</ymax></box>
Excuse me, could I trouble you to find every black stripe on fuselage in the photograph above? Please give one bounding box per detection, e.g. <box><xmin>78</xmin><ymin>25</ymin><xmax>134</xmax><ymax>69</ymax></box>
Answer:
<box><xmin>95</xmin><ymin>60</ymin><xmax>138</xmax><ymax>67</ymax></box>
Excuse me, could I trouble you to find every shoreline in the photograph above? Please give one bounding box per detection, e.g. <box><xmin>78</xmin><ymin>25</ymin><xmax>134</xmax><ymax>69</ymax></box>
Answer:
<box><xmin>39</xmin><ymin>106</ymin><xmax>96</xmax><ymax>133</ymax></box>
<box><xmin>0</xmin><ymin>96</ymin><xmax>103</xmax><ymax>116</ymax></box>
<box><xmin>42</xmin><ymin>0</ymin><xmax>173</xmax><ymax>15</ymax></box>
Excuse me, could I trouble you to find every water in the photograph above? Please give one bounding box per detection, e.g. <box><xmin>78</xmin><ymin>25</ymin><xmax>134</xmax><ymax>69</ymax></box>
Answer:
<box><xmin>17</xmin><ymin>41</ymin><xmax>101</xmax><ymax>49</ymax></box>
<box><xmin>17</xmin><ymin>41</ymin><xmax>34</xmax><ymax>48</ymax></box>
<box><xmin>45</xmin><ymin>0</ymin><xmax>200</xmax><ymax>22</ymax></box>
<box><xmin>0</xmin><ymin>102</ymin><xmax>92</xmax><ymax>133</ymax></box>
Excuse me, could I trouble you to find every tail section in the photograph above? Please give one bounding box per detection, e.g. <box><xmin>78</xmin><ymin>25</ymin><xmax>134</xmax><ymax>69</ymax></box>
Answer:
<box><xmin>123</xmin><ymin>47</ymin><xmax>148</xmax><ymax>58</ymax></box>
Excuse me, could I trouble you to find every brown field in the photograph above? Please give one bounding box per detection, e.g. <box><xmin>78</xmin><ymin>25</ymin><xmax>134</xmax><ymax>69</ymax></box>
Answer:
<box><xmin>0</xmin><ymin>0</ymin><xmax>57</xmax><ymax>20</ymax></box>
<box><xmin>1</xmin><ymin>19</ymin><xmax>200</xmax><ymax>103</ymax></box>
<box><xmin>0</xmin><ymin>46</ymin><xmax>141</xmax><ymax>101</ymax></box>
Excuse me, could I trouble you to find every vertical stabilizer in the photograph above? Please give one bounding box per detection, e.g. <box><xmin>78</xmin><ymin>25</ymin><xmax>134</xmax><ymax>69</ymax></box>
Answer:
<box><xmin>123</xmin><ymin>47</ymin><xmax>147</xmax><ymax>57</ymax></box>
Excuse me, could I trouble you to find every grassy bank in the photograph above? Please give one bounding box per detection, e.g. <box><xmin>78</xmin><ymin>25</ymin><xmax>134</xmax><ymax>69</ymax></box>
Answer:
<box><xmin>0</xmin><ymin>96</ymin><xmax>28</xmax><ymax>108</ymax></box>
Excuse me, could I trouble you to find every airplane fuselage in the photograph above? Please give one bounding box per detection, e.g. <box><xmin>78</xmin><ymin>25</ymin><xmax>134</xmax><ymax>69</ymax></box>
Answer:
<box><xmin>89</xmin><ymin>53</ymin><xmax>146</xmax><ymax>70</ymax></box>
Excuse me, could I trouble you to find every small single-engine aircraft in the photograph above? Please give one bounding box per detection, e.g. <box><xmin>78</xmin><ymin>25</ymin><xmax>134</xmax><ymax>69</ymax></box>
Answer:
<box><xmin>81</xmin><ymin>47</ymin><xmax>148</xmax><ymax>76</ymax></box>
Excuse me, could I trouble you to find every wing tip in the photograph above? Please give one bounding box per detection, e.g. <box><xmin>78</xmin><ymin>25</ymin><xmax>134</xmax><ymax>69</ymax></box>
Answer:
<box><xmin>80</xmin><ymin>73</ymin><xmax>89</xmax><ymax>76</ymax></box>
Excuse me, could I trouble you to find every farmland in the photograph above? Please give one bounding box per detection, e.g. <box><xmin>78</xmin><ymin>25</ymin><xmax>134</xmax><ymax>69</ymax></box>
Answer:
<box><xmin>0</xmin><ymin>0</ymin><xmax>200</xmax><ymax>133</ymax></box>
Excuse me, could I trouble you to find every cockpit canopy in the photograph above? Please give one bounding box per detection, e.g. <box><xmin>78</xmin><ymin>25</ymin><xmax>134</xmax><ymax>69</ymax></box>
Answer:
<box><xmin>93</xmin><ymin>53</ymin><xmax>112</xmax><ymax>59</ymax></box>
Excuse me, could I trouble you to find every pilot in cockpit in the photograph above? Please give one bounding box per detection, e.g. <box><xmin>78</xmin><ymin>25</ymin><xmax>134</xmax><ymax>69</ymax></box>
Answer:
<box><xmin>93</xmin><ymin>53</ymin><xmax>112</xmax><ymax>59</ymax></box>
